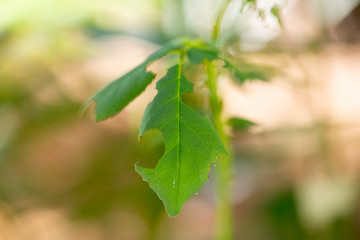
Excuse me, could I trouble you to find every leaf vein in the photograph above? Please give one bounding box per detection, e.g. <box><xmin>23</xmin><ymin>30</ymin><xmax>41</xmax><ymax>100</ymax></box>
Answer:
<box><xmin>179</xmin><ymin>141</ymin><xmax>201</xmax><ymax>184</ymax></box>
<box><xmin>179</xmin><ymin>118</ymin><xmax>211</xmax><ymax>153</ymax></box>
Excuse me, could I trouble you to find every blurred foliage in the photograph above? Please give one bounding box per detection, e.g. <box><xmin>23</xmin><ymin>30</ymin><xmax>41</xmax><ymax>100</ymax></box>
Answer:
<box><xmin>270</xmin><ymin>5</ymin><xmax>282</xmax><ymax>28</ymax></box>
<box><xmin>223</xmin><ymin>57</ymin><xmax>277</xmax><ymax>85</ymax></box>
<box><xmin>227</xmin><ymin>117</ymin><xmax>256</xmax><ymax>133</ymax></box>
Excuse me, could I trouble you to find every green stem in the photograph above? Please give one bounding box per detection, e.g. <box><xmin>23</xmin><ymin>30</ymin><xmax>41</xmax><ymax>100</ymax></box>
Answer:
<box><xmin>206</xmin><ymin>60</ymin><xmax>233</xmax><ymax>240</ymax></box>
<box><xmin>207</xmin><ymin>1</ymin><xmax>233</xmax><ymax>239</ymax></box>
<box><xmin>211</xmin><ymin>0</ymin><xmax>232</xmax><ymax>45</ymax></box>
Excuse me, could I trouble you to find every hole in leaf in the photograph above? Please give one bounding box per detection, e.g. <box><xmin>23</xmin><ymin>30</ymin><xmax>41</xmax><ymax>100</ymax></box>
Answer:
<box><xmin>138</xmin><ymin>129</ymin><xmax>165</xmax><ymax>168</ymax></box>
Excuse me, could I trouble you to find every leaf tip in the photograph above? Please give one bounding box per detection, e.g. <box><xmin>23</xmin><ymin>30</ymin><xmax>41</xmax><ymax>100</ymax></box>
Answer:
<box><xmin>167</xmin><ymin>209</ymin><xmax>180</xmax><ymax>217</ymax></box>
<box><xmin>94</xmin><ymin>109</ymin><xmax>112</xmax><ymax>122</ymax></box>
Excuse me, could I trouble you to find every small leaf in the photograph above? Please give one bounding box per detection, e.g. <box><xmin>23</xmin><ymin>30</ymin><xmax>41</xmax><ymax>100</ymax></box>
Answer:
<box><xmin>241</xmin><ymin>0</ymin><xmax>256</xmax><ymax>12</ymax></box>
<box><xmin>136</xmin><ymin>64</ymin><xmax>226</xmax><ymax>216</ymax></box>
<box><xmin>187</xmin><ymin>47</ymin><xmax>219</xmax><ymax>64</ymax></box>
<box><xmin>86</xmin><ymin>40</ymin><xmax>184</xmax><ymax>122</ymax></box>
<box><xmin>271</xmin><ymin>5</ymin><xmax>282</xmax><ymax>28</ymax></box>
<box><xmin>228</xmin><ymin>117</ymin><xmax>256</xmax><ymax>133</ymax></box>
<box><xmin>223</xmin><ymin>59</ymin><xmax>274</xmax><ymax>85</ymax></box>
<box><xmin>258</xmin><ymin>9</ymin><xmax>266</xmax><ymax>21</ymax></box>
<box><xmin>89</xmin><ymin>64</ymin><xmax>155</xmax><ymax>122</ymax></box>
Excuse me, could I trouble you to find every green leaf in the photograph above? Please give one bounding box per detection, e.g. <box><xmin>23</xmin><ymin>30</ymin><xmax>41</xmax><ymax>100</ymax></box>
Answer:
<box><xmin>241</xmin><ymin>0</ymin><xmax>256</xmax><ymax>12</ymax></box>
<box><xmin>227</xmin><ymin>117</ymin><xmax>256</xmax><ymax>133</ymax></box>
<box><xmin>135</xmin><ymin>64</ymin><xmax>226</xmax><ymax>216</ymax></box>
<box><xmin>187</xmin><ymin>47</ymin><xmax>219</xmax><ymax>64</ymax></box>
<box><xmin>258</xmin><ymin>9</ymin><xmax>266</xmax><ymax>21</ymax></box>
<box><xmin>223</xmin><ymin>59</ymin><xmax>274</xmax><ymax>85</ymax></box>
<box><xmin>89</xmin><ymin>64</ymin><xmax>155</xmax><ymax>122</ymax></box>
<box><xmin>271</xmin><ymin>5</ymin><xmax>282</xmax><ymax>28</ymax></box>
<box><xmin>87</xmin><ymin>40</ymin><xmax>183</xmax><ymax>122</ymax></box>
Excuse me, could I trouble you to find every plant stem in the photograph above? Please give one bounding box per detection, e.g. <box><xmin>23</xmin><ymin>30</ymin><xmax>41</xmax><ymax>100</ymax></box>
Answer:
<box><xmin>208</xmin><ymin>1</ymin><xmax>233</xmax><ymax>239</ymax></box>
<box><xmin>211</xmin><ymin>0</ymin><xmax>232</xmax><ymax>45</ymax></box>
<box><xmin>206</xmin><ymin>60</ymin><xmax>233</xmax><ymax>240</ymax></box>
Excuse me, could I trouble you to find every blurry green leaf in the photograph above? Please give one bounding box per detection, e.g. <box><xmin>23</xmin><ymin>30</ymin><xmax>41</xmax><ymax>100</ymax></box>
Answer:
<box><xmin>187</xmin><ymin>47</ymin><xmax>219</xmax><ymax>64</ymax></box>
<box><xmin>241</xmin><ymin>0</ymin><xmax>257</xmax><ymax>12</ymax></box>
<box><xmin>87</xmin><ymin>41</ymin><xmax>183</xmax><ymax>122</ymax></box>
<box><xmin>223</xmin><ymin>59</ymin><xmax>275</xmax><ymax>85</ymax></box>
<box><xmin>228</xmin><ymin>117</ymin><xmax>256</xmax><ymax>133</ymax></box>
<box><xmin>271</xmin><ymin>5</ymin><xmax>282</xmax><ymax>28</ymax></box>
<box><xmin>258</xmin><ymin>9</ymin><xmax>266</xmax><ymax>20</ymax></box>
<box><xmin>135</xmin><ymin>64</ymin><xmax>226</xmax><ymax>216</ymax></box>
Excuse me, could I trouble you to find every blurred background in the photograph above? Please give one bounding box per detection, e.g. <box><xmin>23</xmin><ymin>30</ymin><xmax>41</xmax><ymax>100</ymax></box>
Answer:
<box><xmin>1</xmin><ymin>0</ymin><xmax>360</xmax><ymax>239</ymax></box>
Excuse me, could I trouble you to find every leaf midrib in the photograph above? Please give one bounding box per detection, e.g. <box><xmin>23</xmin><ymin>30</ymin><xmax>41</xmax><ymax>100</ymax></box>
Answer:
<box><xmin>175</xmin><ymin>60</ymin><xmax>182</xmax><ymax>208</ymax></box>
